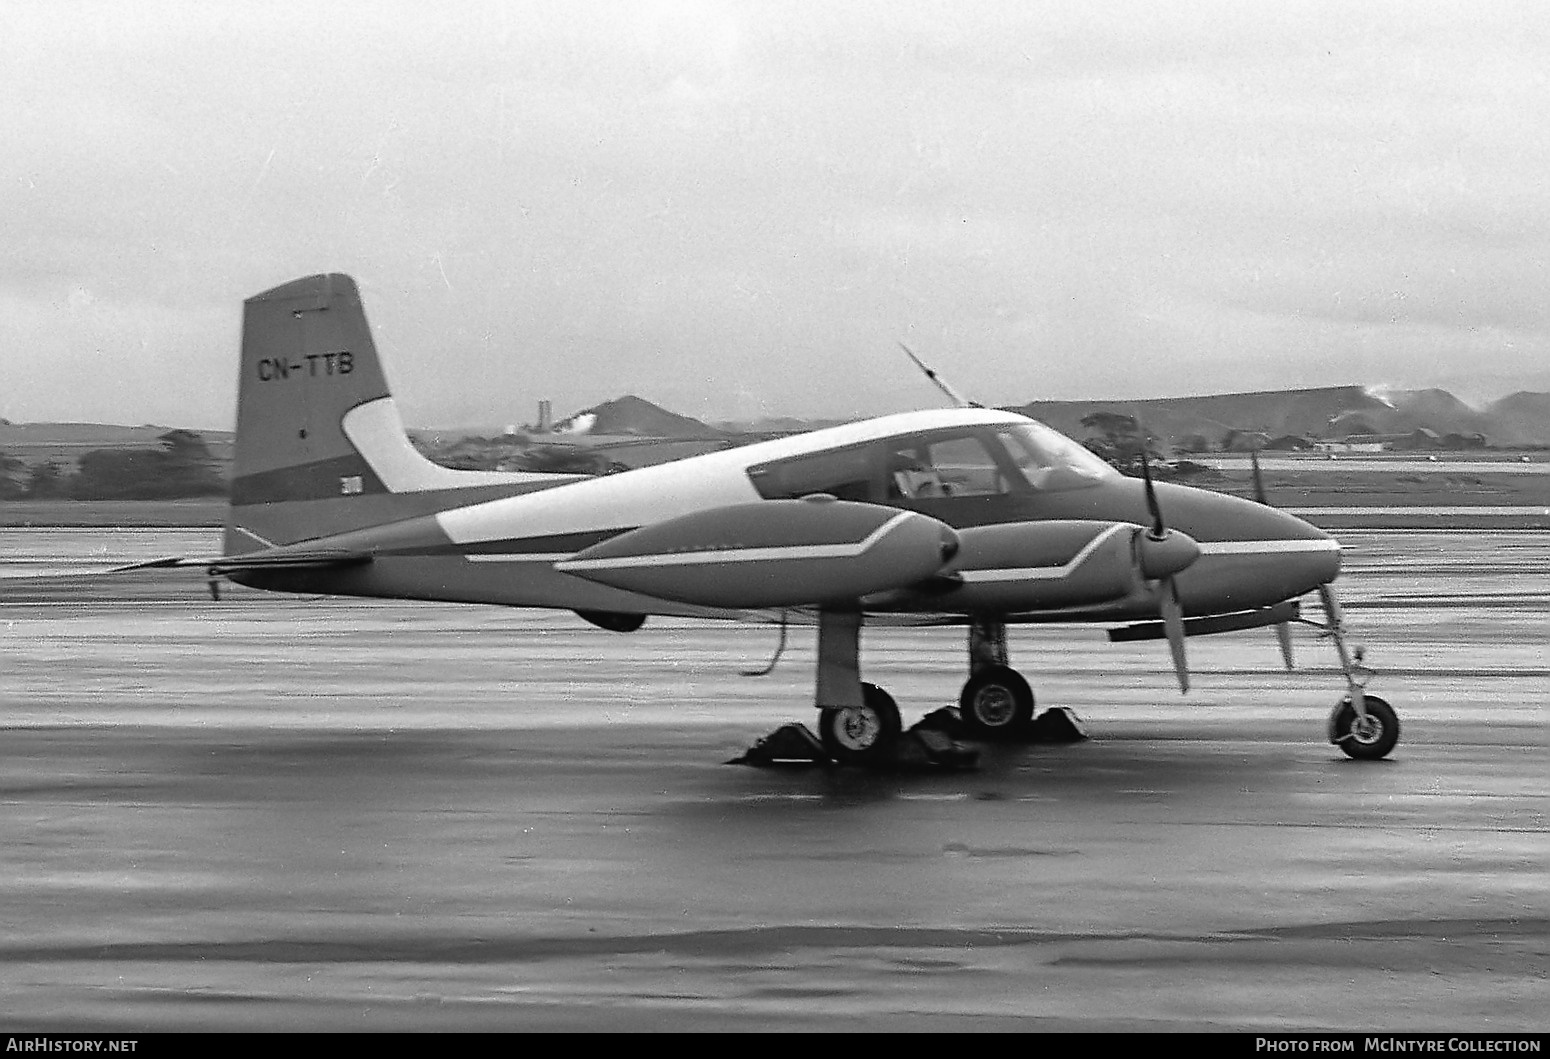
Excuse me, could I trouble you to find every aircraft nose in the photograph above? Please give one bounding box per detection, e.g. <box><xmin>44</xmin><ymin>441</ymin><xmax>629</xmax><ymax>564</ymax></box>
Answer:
<box><xmin>1269</xmin><ymin>505</ymin><xmax>1342</xmax><ymax>590</ymax></box>
<box><xmin>1152</xmin><ymin>482</ymin><xmax>1341</xmax><ymax>611</ymax></box>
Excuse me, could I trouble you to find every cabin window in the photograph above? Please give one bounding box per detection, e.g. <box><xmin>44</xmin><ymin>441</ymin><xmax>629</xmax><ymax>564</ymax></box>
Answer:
<box><xmin>887</xmin><ymin>433</ymin><xmax>1011</xmax><ymax>498</ymax></box>
<box><xmin>747</xmin><ymin>444</ymin><xmax>878</xmax><ymax>501</ymax></box>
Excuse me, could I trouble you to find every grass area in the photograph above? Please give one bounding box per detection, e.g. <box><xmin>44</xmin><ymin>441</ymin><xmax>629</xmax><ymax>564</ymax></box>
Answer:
<box><xmin>1196</xmin><ymin>468</ymin><xmax>1550</xmax><ymax>507</ymax></box>
<box><xmin>0</xmin><ymin>500</ymin><xmax>226</xmax><ymax>527</ymax></box>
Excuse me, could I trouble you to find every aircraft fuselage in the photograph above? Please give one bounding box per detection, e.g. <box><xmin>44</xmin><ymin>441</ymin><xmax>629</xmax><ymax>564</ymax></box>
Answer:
<box><xmin>238</xmin><ymin>406</ymin><xmax>1338</xmax><ymax>624</ymax></box>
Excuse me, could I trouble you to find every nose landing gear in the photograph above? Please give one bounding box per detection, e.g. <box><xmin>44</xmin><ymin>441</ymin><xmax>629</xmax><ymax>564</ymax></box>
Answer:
<box><xmin>1330</xmin><ymin>694</ymin><xmax>1399</xmax><ymax>760</ymax></box>
<box><xmin>1309</xmin><ymin>584</ymin><xmax>1400</xmax><ymax>760</ymax></box>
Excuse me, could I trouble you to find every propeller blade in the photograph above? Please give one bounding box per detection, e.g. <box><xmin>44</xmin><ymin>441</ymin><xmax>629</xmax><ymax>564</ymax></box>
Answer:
<box><xmin>1136</xmin><ymin>424</ymin><xmax>1165</xmax><ymax>539</ymax></box>
<box><xmin>1250</xmin><ymin>447</ymin><xmax>1269</xmax><ymax>505</ymax></box>
<box><xmin>898</xmin><ymin>343</ymin><xmax>978</xmax><ymax>409</ymax></box>
<box><xmin>1275</xmin><ymin>620</ymin><xmax>1295</xmax><ymax>670</ymax></box>
<box><xmin>1160</xmin><ymin>578</ymin><xmax>1190</xmax><ymax>693</ymax></box>
<box><xmin>1243</xmin><ymin>446</ymin><xmax>1293</xmax><ymax>665</ymax></box>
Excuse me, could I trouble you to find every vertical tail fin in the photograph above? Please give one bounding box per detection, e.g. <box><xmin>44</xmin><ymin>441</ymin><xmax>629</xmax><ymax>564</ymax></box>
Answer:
<box><xmin>231</xmin><ymin>274</ymin><xmax>393</xmax><ymax>511</ymax></box>
<box><xmin>226</xmin><ymin>273</ymin><xmax>575</xmax><ymax>553</ymax></box>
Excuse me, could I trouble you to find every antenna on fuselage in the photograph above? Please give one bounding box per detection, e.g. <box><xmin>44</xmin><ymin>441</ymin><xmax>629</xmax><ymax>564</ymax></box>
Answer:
<box><xmin>898</xmin><ymin>343</ymin><xmax>981</xmax><ymax>409</ymax></box>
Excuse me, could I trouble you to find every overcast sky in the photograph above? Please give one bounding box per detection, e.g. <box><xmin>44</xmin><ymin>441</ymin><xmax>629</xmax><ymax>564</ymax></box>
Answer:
<box><xmin>4</xmin><ymin>1</ymin><xmax>1548</xmax><ymax>428</ymax></box>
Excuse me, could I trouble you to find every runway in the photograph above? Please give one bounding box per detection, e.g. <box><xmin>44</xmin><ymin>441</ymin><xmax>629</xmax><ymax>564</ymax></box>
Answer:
<box><xmin>1</xmin><ymin>530</ymin><xmax>1546</xmax><ymax>1031</ymax></box>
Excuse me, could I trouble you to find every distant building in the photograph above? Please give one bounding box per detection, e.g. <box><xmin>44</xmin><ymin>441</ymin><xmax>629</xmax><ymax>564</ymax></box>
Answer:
<box><xmin>1313</xmin><ymin>436</ymin><xmax>1388</xmax><ymax>453</ymax></box>
<box><xmin>1393</xmin><ymin>428</ymin><xmax>1441</xmax><ymax>450</ymax></box>
<box><xmin>1222</xmin><ymin>430</ymin><xmax>1271</xmax><ymax>453</ymax></box>
<box><xmin>1312</xmin><ymin>429</ymin><xmax>1442</xmax><ymax>453</ymax></box>
<box><xmin>1265</xmin><ymin>434</ymin><xmax>1315</xmax><ymax>451</ymax></box>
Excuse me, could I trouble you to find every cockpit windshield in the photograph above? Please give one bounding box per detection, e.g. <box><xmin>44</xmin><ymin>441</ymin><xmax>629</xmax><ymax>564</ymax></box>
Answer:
<box><xmin>993</xmin><ymin>422</ymin><xmax>1115</xmax><ymax>491</ymax></box>
<box><xmin>883</xmin><ymin>421</ymin><xmax>1113</xmax><ymax>499</ymax></box>
<box><xmin>746</xmin><ymin>418</ymin><xmax>1114</xmax><ymax>503</ymax></box>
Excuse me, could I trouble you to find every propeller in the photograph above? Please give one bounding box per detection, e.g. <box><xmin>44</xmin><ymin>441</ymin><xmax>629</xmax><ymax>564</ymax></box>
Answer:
<box><xmin>1249</xmin><ymin>445</ymin><xmax>1296</xmax><ymax>670</ymax></box>
<box><xmin>1134</xmin><ymin>424</ymin><xmax>1196</xmax><ymax>693</ymax></box>
<box><xmin>898</xmin><ymin>343</ymin><xmax>981</xmax><ymax>409</ymax></box>
<box><xmin>1249</xmin><ymin>445</ymin><xmax>1268</xmax><ymax>504</ymax></box>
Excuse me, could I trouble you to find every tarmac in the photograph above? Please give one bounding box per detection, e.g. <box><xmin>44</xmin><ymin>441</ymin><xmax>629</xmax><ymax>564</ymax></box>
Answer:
<box><xmin>0</xmin><ymin>529</ymin><xmax>1545</xmax><ymax>1031</ymax></box>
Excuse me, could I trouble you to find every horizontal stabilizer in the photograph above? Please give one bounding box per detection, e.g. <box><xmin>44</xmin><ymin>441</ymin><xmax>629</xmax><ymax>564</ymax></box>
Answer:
<box><xmin>115</xmin><ymin>549</ymin><xmax>371</xmax><ymax>574</ymax></box>
<box><xmin>1107</xmin><ymin>600</ymin><xmax>1300</xmax><ymax>642</ymax></box>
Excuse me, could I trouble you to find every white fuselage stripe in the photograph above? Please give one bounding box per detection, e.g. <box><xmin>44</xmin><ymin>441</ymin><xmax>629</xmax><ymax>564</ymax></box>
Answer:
<box><xmin>466</xmin><ymin>553</ymin><xmax>577</xmax><ymax>564</ymax></box>
<box><xmin>234</xmin><ymin>526</ymin><xmax>277</xmax><ymax>549</ymax></box>
<box><xmin>1195</xmin><ymin>539</ymin><xmax>1341</xmax><ymax>555</ymax></box>
<box><xmin>342</xmin><ymin>398</ymin><xmax>581</xmax><ymax>493</ymax></box>
<box><xmin>955</xmin><ymin>533</ymin><xmax>1338</xmax><ymax>583</ymax></box>
<box><xmin>553</xmin><ymin>512</ymin><xmax>918</xmax><ymax>572</ymax></box>
<box><xmin>433</xmin><ymin>407</ymin><xmax>1035</xmax><ymax>548</ymax></box>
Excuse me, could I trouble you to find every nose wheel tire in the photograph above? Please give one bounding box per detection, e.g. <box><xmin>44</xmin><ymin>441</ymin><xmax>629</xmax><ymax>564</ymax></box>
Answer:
<box><xmin>1330</xmin><ymin>695</ymin><xmax>1399</xmax><ymax>760</ymax></box>
<box><xmin>958</xmin><ymin>665</ymin><xmax>1035</xmax><ymax>739</ymax></box>
<box><xmin>819</xmin><ymin>683</ymin><xmax>902</xmax><ymax>764</ymax></box>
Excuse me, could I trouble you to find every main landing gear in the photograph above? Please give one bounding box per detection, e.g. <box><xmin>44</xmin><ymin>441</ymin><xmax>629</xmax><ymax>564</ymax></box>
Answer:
<box><xmin>813</xmin><ymin>610</ymin><xmax>904</xmax><ymax>763</ymax></box>
<box><xmin>957</xmin><ymin>619</ymin><xmax>1035</xmax><ymax>738</ymax></box>
<box><xmin>812</xmin><ymin>612</ymin><xmax>1039</xmax><ymax>764</ymax></box>
<box><xmin>817</xmin><ymin>683</ymin><xmax>903</xmax><ymax>763</ymax></box>
<box><xmin>1308</xmin><ymin>584</ymin><xmax>1400</xmax><ymax>760</ymax></box>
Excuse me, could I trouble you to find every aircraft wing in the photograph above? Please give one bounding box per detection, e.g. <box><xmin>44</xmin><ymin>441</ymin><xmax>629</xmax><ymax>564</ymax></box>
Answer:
<box><xmin>550</xmin><ymin>500</ymin><xmax>1172</xmax><ymax>622</ymax></box>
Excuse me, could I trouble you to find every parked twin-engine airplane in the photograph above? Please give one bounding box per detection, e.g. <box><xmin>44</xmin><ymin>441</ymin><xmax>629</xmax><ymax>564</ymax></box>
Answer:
<box><xmin>132</xmin><ymin>273</ymin><xmax>1398</xmax><ymax>763</ymax></box>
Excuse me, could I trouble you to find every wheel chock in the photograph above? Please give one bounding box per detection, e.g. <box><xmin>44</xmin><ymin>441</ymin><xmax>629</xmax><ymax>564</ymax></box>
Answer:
<box><xmin>912</xmin><ymin>706</ymin><xmax>973</xmax><ymax>739</ymax></box>
<box><xmin>1027</xmin><ymin>706</ymin><xmax>1088</xmax><ymax>742</ymax></box>
<box><xmin>906</xmin><ymin>727</ymin><xmax>980</xmax><ymax>769</ymax></box>
<box><xmin>727</xmin><ymin>723</ymin><xmax>829</xmax><ymax>766</ymax></box>
<box><xmin>916</xmin><ymin>705</ymin><xmax>1088</xmax><ymax>744</ymax></box>
<box><xmin>728</xmin><ymin>721</ymin><xmax>979</xmax><ymax>770</ymax></box>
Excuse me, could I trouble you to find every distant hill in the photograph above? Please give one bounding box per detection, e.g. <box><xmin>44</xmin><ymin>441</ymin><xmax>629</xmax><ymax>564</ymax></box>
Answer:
<box><xmin>1011</xmin><ymin>386</ymin><xmax>1388</xmax><ymax>443</ymax></box>
<box><xmin>10</xmin><ymin>383</ymin><xmax>1550</xmax><ymax>482</ymax></box>
<box><xmin>1488</xmin><ymin>392</ymin><xmax>1550</xmax><ymax>445</ymax></box>
<box><xmin>553</xmin><ymin>395</ymin><xmax>726</xmax><ymax>440</ymax></box>
<box><xmin>710</xmin><ymin>415</ymin><xmax>857</xmax><ymax>434</ymax></box>
<box><xmin>1008</xmin><ymin>385</ymin><xmax>1550</xmax><ymax>448</ymax></box>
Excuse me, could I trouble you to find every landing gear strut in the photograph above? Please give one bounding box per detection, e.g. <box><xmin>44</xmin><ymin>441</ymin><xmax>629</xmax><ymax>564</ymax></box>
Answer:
<box><xmin>813</xmin><ymin>610</ymin><xmax>901</xmax><ymax>764</ymax></box>
<box><xmin>957</xmin><ymin>619</ymin><xmax>1036</xmax><ymax>738</ymax></box>
<box><xmin>1310</xmin><ymin>584</ymin><xmax>1400</xmax><ymax>760</ymax></box>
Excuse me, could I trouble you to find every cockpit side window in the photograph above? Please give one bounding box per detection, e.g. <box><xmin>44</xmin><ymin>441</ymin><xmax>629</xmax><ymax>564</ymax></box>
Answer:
<box><xmin>747</xmin><ymin>443</ymin><xmax>879</xmax><ymax>501</ymax></box>
<box><xmin>887</xmin><ymin>432</ymin><xmax>1017</xmax><ymax>499</ymax></box>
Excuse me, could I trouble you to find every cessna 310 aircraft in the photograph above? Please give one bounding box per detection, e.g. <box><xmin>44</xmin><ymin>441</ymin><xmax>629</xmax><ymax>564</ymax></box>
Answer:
<box><xmin>128</xmin><ymin>273</ymin><xmax>1397</xmax><ymax>764</ymax></box>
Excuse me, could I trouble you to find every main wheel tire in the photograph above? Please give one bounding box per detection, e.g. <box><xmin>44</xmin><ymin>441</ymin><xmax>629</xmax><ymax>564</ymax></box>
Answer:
<box><xmin>1331</xmin><ymin>694</ymin><xmax>1399</xmax><ymax>760</ymax></box>
<box><xmin>958</xmin><ymin>665</ymin><xmax>1035</xmax><ymax>739</ymax></box>
<box><xmin>819</xmin><ymin>683</ymin><xmax>902</xmax><ymax>764</ymax></box>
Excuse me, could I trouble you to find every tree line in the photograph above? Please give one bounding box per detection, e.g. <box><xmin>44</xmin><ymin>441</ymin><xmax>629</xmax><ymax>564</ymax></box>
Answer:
<box><xmin>0</xmin><ymin>430</ymin><xmax>226</xmax><ymax>500</ymax></box>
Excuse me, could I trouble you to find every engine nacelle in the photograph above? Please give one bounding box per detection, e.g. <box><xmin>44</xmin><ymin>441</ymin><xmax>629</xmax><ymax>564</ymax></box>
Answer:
<box><xmin>919</xmin><ymin>520</ymin><xmax>1143</xmax><ymax>612</ymax></box>
<box><xmin>554</xmin><ymin>497</ymin><xmax>960</xmax><ymax>609</ymax></box>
